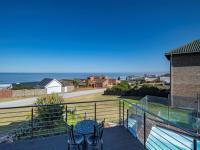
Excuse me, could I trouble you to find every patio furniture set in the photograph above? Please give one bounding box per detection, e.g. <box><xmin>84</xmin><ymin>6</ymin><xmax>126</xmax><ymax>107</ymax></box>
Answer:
<box><xmin>66</xmin><ymin>119</ymin><xmax>105</xmax><ymax>150</ymax></box>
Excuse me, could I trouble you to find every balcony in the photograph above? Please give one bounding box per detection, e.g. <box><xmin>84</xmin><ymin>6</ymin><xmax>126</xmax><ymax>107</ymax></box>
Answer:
<box><xmin>0</xmin><ymin>99</ymin><xmax>199</xmax><ymax>150</ymax></box>
<box><xmin>0</xmin><ymin>126</ymin><xmax>144</xmax><ymax>150</ymax></box>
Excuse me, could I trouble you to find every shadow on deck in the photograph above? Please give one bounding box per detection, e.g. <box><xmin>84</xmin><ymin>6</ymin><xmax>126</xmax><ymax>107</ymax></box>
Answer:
<box><xmin>0</xmin><ymin>126</ymin><xmax>144</xmax><ymax>150</ymax></box>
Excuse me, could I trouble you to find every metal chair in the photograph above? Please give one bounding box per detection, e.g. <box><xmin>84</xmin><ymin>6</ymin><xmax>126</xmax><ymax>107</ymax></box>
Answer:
<box><xmin>86</xmin><ymin>120</ymin><xmax>105</xmax><ymax>150</ymax></box>
<box><xmin>66</xmin><ymin>124</ymin><xmax>84</xmax><ymax>150</ymax></box>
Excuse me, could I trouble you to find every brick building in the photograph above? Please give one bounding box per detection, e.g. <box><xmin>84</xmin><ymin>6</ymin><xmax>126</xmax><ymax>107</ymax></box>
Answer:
<box><xmin>165</xmin><ymin>40</ymin><xmax>200</xmax><ymax>109</ymax></box>
<box><xmin>87</xmin><ymin>76</ymin><xmax>119</xmax><ymax>88</ymax></box>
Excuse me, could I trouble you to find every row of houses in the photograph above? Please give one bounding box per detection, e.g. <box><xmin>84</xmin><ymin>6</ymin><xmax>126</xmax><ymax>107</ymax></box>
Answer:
<box><xmin>126</xmin><ymin>74</ymin><xmax>170</xmax><ymax>85</ymax></box>
<box><xmin>87</xmin><ymin>76</ymin><xmax>120</xmax><ymax>88</ymax></box>
<box><xmin>0</xmin><ymin>78</ymin><xmax>75</xmax><ymax>96</ymax></box>
<box><xmin>0</xmin><ymin>76</ymin><xmax>119</xmax><ymax>97</ymax></box>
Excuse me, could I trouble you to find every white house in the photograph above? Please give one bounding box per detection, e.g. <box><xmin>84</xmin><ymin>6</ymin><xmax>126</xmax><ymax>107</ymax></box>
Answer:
<box><xmin>39</xmin><ymin>78</ymin><xmax>62</xmax><ymax>94</ymax></box>
<box><xmin>159</xmin><ymin>73</ymin><xmax>170</xmax><ymax>85</ymax></box>
<box><xmin>160</xmin><ymin>76</ymin><xmax>170</xmax><ymax>85</ymax></box>
<box><xmin>144</xmin><ymin>77</ymin><xmax>158</xmax><ymax>82</ymax></box>
<box><xmin>0</xmin><ymin>84</ymin><xmax>12</xmax><ymax>90</ymax></box>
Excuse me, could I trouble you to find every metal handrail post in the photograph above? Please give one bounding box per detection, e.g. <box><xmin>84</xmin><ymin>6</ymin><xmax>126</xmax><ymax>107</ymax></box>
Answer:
<box><xmin>123</xmin><ymin>101</ymin><xmax>125</xmax><ymax>126</ymax></box>
<box><xmin>119</xmin><ymin>100</ymin><xmax>121</xmax><ymax>125</ymax></box>
<box><xmin>31</xmin><ymin>107</ymin><xmax>34</xmax><ymax>138</ymax></box>
<box><xmin>144</xmin><ymin>112</ymin><xmax>146</xmax><ymax>149</ymax></box>
<box><xmin>127</xmin><ymin>109</ymin><xmax>129</xmax><ymax>129</ymax></box>
<box><xmin>193</xmin><ymin>139</ymin><xmax>197</xmax><ymax>150</ymax></box>
<box><xmin>94</xmin><ymin>102</ymin><xmax>97</xmax><ymax>122</ymax></box>
<box><xmin>65</xmin><ymin>105</ymin><xmax>68</xmax><ymax>123</ymax></box>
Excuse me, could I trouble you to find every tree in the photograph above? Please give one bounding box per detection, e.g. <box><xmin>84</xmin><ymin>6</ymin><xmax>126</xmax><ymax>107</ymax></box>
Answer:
<box><xmin>35</xmin><ymin>93</ymin><xmax>64</xmax><ymax>129</ymax></box>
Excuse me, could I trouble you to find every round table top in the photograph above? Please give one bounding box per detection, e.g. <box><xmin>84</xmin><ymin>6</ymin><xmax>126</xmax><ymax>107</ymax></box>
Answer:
<box><xmin>75</xmin><ymin>120</ymin><xmax>97</xmax><ymax>135</ymax></box>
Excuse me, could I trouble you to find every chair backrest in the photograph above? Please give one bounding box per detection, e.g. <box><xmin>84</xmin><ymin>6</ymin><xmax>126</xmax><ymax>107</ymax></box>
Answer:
<box><xmin>91</xmin><ymin>119</ymin><xmax>105</xmax><ymax>144</ymax></box>
<box><xmin>66</xmin><ymin>124</ymin><xmax>76</xmax><ymax>144</ymax></box>
<box><xmin>97</xmin><ymin>120</ymin><xmax>105</xmax><ymax>139</ymax></box>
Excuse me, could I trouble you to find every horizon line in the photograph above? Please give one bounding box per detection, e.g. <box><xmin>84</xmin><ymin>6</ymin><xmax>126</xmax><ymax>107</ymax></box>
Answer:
<box><xmin>0</xmin><ymin>71</ymin><xmax>169</xmax><ymax>74</ymax></box>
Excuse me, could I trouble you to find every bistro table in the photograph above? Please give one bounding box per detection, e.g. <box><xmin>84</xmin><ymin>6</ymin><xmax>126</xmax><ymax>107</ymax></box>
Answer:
<box><xmin>75</xmin><ymin>120</ymin><xmax>97</xmax><ymax>135</ymax></box>
<box><xmin>75</xmin><ymin>120</ymin><xmax>97</xmax><ymax>150</ymax></box>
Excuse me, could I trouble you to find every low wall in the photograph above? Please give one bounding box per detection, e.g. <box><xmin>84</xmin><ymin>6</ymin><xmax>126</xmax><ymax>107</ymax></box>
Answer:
<box><xmin>67</xmin><ymin>86</ymin><xmax>75</xmax><ymax>92</ymax></box>
<box><xmin>62</xmin><ymin>86</ymin><xmax>75</xmax><ymax>93</ymax></box>
<box><xmin>12</xmin><ymin>89</ymin><xmax>46</xmax><ymax>97</ymax></box>
<box><xmin>0</xmin><ymin>87</ymin><xmax>75</xmax><ymax>98</ymax></box>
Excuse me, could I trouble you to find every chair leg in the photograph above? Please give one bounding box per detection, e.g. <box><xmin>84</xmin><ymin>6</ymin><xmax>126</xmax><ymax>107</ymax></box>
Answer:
<box><xmin>101</xmin><ymin>143</ymin><xmax>103</xmax><ymax>150</ymax></box>
<box><xmin>67</xmin><ymin>143</ymin><xmax>70</xmax><ymax>150</ymax></box>
<box><xmin>78</xmin><ymin>144</ymin><xmax>80</xmax><ymax>150</ymax></box>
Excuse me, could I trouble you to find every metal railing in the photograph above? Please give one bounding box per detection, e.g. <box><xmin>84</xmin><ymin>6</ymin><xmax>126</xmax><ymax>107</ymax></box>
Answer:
<box><xmin>0</xmin><ymin>99</ymin><xmax>121</xmax><ymax>142</ymax></box>
<box><xmin>140</xmin><ymin>95</ymin><xmax>198</xmax><ymax>132</ymax></box>
<box><xmin>123</xmin><ymin>100</ymin><xmax>200</xmax><ymax>150</ymax></box>
<box><xmin>1</xmin><ymin>98</ymin><xmax>200</xmax><ymax>150</ymax></box>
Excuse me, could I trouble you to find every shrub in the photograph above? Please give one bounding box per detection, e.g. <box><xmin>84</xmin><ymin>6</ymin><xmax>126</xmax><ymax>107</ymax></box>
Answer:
<box><xmin>35</xmin><ymin>93</ymin><xmax>64</xmax><ymax>129</ymax></box>
<box><xmin>124</xmin><ymin>85</ymin><xmax>169</xmax><ymax>97</ymax></box>
<box><xmin>104</xmin><ymin>81</ymin><xmax>131</xmax><ymax>95</ymax></box>
<box><xmin>104</xmin><ymin>83</ymin><xmax>169</xmax><ymax>98</ymax></box>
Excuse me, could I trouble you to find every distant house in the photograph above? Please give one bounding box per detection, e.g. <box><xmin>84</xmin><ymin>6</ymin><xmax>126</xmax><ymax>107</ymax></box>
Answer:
<box><xmin>144</xmin><ymin>77</ymin><xmax>158</xmax><ymax>83</ymax></box>
<box><xmin>143</xmin><ymin>74</ymin><xmax>158</xmax><ymax>83</ymax></box>
<box><xmin>118</xmin><ymin>76</ymin><xmax>127</xmax><ymax>81</ymax></box>
<box><xmin>87</xmin><ymin>76</ymin><xmax>119</xmax><ymax>88</ymax></box>
<box><xmin>108</xmin><ymin>79</ymin><xmax>120</xmax><ymax>87</ymax></box>
<box><xmin>0</xmin><ymin>84</ymin><xmax>12</xmax><ymax>90</ymax></box>
<box><xmin>127</xmin><ymin>76</ymin><xmax>144</xmax><ymax>81</ymax></box>
<box><xmin>165</xmin><ymin>39</ymin><xmax>200</xmax><ymax>109</ymax></box>
<box><xmin>39</xmin><ymin>78</ymin><xmax>62</xmax><ymax>94</ymax></box>
<box><xmin>59</xmin><ymin>80</ymin><xmax>75</xmax><ymax>93</ymax></box>
<box><xmin>159</xmin><ymin>74</ymin><xmax>170</xmax><ymax>85</ymax></box>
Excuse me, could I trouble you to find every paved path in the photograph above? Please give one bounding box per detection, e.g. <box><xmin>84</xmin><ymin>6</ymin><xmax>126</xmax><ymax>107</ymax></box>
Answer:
<box><xmin>0</xmin><ymin>89</ymin><xmax>106</xmax><ymax>108</ymax></box>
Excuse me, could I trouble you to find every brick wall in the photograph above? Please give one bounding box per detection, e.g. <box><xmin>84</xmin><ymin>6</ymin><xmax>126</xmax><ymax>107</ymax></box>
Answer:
<box><xmin>171</xmin><ymin>53</ymin><xmax>200</xmax><ymax>109</ymax></box>
<box><xmin>0</xmin><ymin>90</ymin><xmax>12</xmax><ymax>98</ymax></box>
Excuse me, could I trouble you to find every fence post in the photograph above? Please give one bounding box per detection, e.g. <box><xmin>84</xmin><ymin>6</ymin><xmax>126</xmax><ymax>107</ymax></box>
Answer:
<box><xmin>144</xmin><ymin>112</ymin><xmax>146</xmax><ymax>149</ymax></box>
<box><xmin>123</xmin><ymin>101</ymin><xmax>125</xmax><ymax>126</ymax></box>
<box><xmin>65</xmin><ymin>105</ymin><xmax>68</xmax><ymax>123</ymax></box>
<box><xmin>193</xmin><ymin>139</ymin><xmax>197</xmax><ymax>150</ymax></box>
<box><xmin>94</xmin><ymin>102</ymin><xmax>97</xmax><ymax>122</ymax></box>
<box><xmin>31</xmin><ymin>107</ymin><xmax>34</xmax><ymax>138</ymax></box>
<box><xmin>119</xmin><ymin>100</ymin><xmax>121</xmax><ymax>125</ymax></box>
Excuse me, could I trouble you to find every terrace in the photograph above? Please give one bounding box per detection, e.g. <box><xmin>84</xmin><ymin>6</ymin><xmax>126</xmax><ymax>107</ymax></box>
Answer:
<box><xmin>0</xmin><ymin>99</ymin><xmax>199</xmax><ymax>150</ymax></box>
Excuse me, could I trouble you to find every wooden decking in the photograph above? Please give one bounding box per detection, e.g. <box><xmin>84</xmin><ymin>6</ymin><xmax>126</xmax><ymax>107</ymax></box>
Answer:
<box><xmin>0</xmin><ymin>126</ymin><xmax>144</xmax><ymax>150</ymax></box>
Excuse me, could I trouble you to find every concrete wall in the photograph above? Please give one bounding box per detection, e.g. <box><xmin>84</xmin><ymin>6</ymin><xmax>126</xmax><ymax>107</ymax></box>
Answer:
<box><xmin>12</xmin><ymin>89</ymin><xmax>46</xmax><ymax>97</ymax></box>
<box><xmin>171</xmin><ymin>53</ymin><xmax>200</xmax><ymax>109</ymax></box>
<box><xmin>61</xmin><ymin>86</ymin><xmax>75</xmax><ymax>93</ymax></box>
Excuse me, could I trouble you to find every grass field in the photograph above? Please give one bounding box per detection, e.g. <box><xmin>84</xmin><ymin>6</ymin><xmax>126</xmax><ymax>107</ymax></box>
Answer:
<box><xmin>63</xmin><ymin>93</ymin><xmax>122</xmax><ymax>103</ymax></box>
<box><xmin>0</xmin><ymin>93</ymin><xmax>125</xmax><ymax>138</ymax></box>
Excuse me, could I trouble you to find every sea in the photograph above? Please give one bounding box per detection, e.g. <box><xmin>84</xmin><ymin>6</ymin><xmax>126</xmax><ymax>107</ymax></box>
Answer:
<box><xmin>0</xmin><ymin>72</ymin><xmax>166</xmax><ymax>84</ymax></box>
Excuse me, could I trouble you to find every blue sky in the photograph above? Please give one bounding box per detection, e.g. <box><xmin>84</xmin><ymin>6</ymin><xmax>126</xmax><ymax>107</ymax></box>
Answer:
<box><xmin>0</xmin><ymin>0</ymin><xmax>200</xmax><ymax>73</ymax></box>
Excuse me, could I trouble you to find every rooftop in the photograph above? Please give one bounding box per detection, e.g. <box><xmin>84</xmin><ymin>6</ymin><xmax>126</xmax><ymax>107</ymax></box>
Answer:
<box><xmin>38</xmin><ymin>78</ymin><xmax>54</xmax><ymax>87</ymax></box>
<box><xmin>165</xmin><ymin>39</ymin><xmax>200</xmax><ymax>59</ymax></box>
